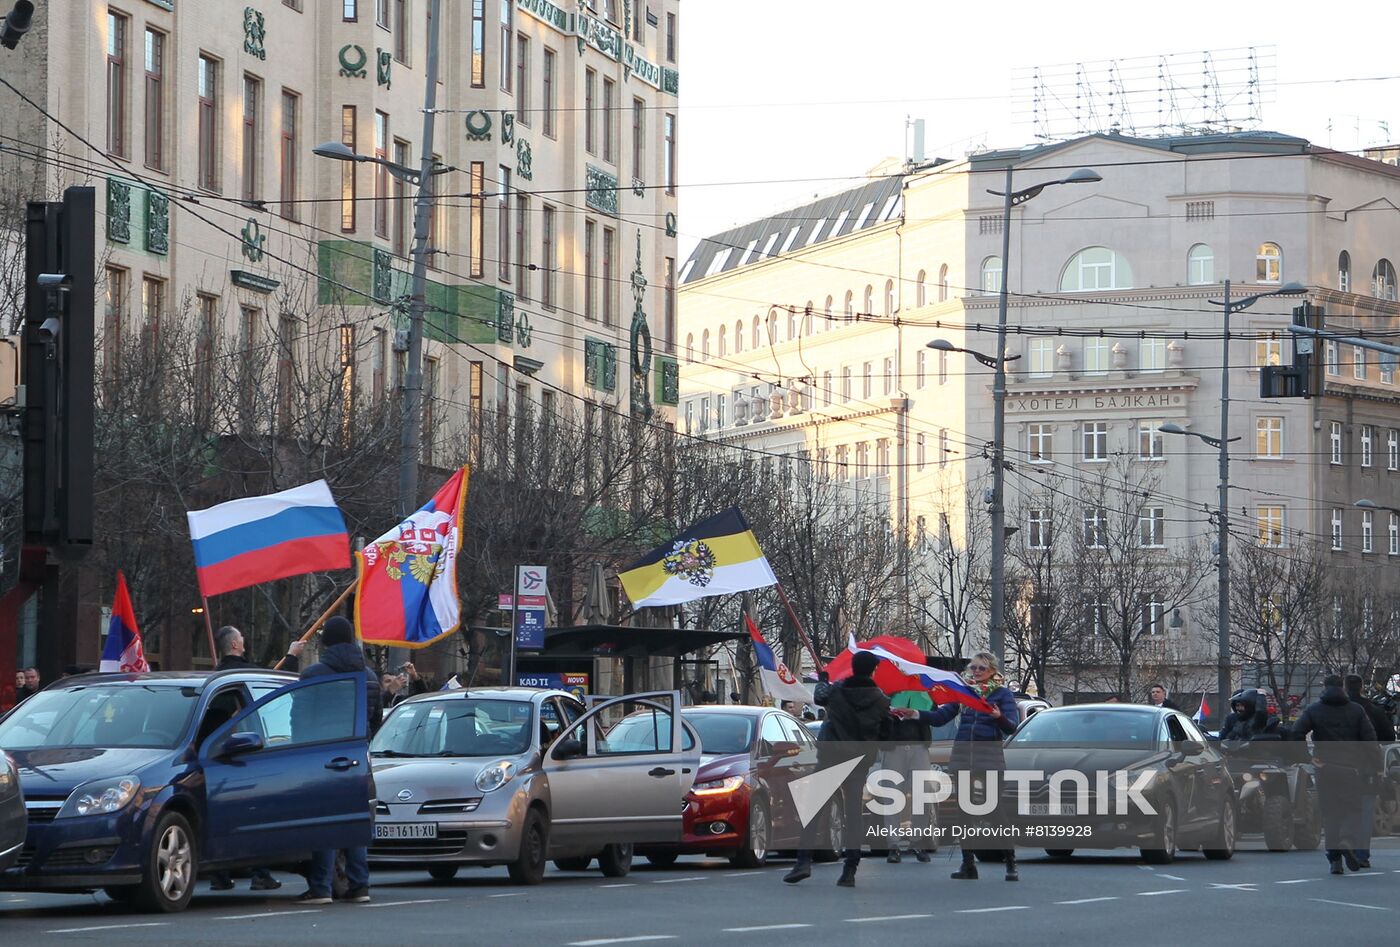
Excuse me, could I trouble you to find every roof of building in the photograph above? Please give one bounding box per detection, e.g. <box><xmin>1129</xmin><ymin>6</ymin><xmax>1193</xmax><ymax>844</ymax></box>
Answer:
<box><xmin>680</xmin><ymin>173</ymin><xmax>909</xmax><ymax>286</ymax></box>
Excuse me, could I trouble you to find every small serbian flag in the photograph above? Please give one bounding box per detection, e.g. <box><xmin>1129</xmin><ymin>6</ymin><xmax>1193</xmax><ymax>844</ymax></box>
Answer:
<box><xmin>187</xmin><ymin>481</ymin><xmax>350</xmax><ymax>598</ymax></box>
<box><xmin>356</xmin><ymin>467</ymin><xmax>469</xmax><ymax>648</ymax></box>
<box><xmin>745</xmin><ymin>614</ymin><xmax>811</xmax><ymax>704</ymax></box>
<box><xmin>1193</xmin><ymin>692</ymin><xmax>1210</xmax><ymax>723</ymax></box>
<box><xmin>844</xmin><ymin>635</ymin><xmax>995</xmax><ymax>713</ymax></box>
<box><xmin>100</xmin><ymin>572</ymin><xmax>149</xmax><ymax>673</ymax></box>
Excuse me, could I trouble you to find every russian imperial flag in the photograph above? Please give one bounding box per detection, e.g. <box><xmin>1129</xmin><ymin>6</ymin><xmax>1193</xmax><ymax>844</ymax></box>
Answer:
<box><xmin>618</xmin><ymin>507</ymin><xmax>778</xmax><ymax>608</ymax></box>
<box><xmin>100</xmin><ymin>572</ymin><xmax>149</xmax><ymax>673</ymax></box>
<box><xmin>187</xmin><ymin>481</ymin><xmax>350</xmax><ymax>598</ymax></box>
<box><xmin>356</xmin><ymin>467</ymin><xmax>469</xmax><ymax>648</ymax></box>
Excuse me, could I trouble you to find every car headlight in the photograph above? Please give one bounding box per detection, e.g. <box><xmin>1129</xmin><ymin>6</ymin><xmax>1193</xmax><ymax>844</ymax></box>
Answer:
<box><xmin>0</xmin><ymin>753</ymin><xmax>15</xmax><ymax>792</ymax></box>
<box><xmin>58</xmin><ymin>775</ymin><xmax>141</xmax><ymax>818</ymax></box>
<box><xmin>475</xmin><ymin>760</ymin><xmax>517</xmax><ymax>793</ymax></box>
<box><xmin>691</xmin><ymin>776</ymin><xmax>744</xmax><ymax>796</ymax></box>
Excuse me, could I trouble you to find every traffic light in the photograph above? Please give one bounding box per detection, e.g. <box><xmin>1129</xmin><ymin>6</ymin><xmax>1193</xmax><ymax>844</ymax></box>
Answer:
<box><xmin>1260</xmin><ymin>303</ymin><xmax>1322</xmax><ymax>399</ymax></box>
<box><xmin>22</xmin><ymin>187</ymin><xmax>94</xmax><ymax>554</ymax></box>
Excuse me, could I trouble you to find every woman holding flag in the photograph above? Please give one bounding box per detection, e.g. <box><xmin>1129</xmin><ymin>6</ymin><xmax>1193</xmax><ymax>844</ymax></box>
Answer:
<box><xmin>892</xmin><ymin>651</ymin><xmax>1021</xmax><ymax>881</ymax></box>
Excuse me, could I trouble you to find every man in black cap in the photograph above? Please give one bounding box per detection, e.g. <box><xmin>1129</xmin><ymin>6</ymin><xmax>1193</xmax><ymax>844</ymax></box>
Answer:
<box><xmin>297</xmin><ymin>616</ymin><xmax>381</xmax><ymax>904</ymax></box>
<box><xmin>784</xmin><ymin>649</ymin><xmax>891</xmax><ymax>888</ymax></box>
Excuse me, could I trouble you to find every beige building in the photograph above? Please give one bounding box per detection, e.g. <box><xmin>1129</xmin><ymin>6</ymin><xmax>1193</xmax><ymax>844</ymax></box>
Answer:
<box><xmin>680</xmin><ymin>130</ymin><xmax>1400</xmax><ymax>704</ymax></box>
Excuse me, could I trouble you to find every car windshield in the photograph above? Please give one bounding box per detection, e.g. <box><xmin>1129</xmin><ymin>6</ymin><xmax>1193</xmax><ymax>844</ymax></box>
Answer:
<box><xmin>1007</xmin><ymin>709</ymin><xmax>1160</xmax><ymax>746</ymax></box>
<box><xmin>683</xmin><ymin>713</ymin><xmax>755</xmax><ymax>755</ymax></box>
<box><xmin>371</xmin><ymin>699</ymin><xmax>534</xmax><ymax>757</ymax></box>
<box><xmin>0</xmin><ymin>684</ymin><xmax>198</xmax><ymax>750</ymax></box>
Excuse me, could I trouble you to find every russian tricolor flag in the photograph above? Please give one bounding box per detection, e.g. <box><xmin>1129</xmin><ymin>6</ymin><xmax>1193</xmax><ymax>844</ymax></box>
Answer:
<box><xmin>100</xmin><ymin>572</ymin><xmax>149</xmax><ymax>673</ymax></box>
<box><xmin>187</xmin><ymin>481</ymin><xmax>350</xmax><ymax>598</ymax></box>
<box><xmin>845</xmin><ymin>635</ymin><xmax>996</xmax><ymax>713</ymax></box>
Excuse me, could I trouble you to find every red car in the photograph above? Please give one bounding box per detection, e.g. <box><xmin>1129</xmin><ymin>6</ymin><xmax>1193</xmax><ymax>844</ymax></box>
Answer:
<box><xmin>638</xmin><ymin>705</ymin><xmax>828</xmax><ymax>868</ymax></box>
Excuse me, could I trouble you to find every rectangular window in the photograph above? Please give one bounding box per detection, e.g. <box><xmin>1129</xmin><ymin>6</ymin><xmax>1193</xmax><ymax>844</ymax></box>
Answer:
<box><xmin>515</xmin><ymin>193</ymin><xmax>530</xmax><ymax>301</ymax></box>
<box><xmin>666</xmin><ymin>11</ymin><xmax>676</xmax><ymax>61</ymax></box>
<box><xmin>107</xmin><ymin>12</ymin><xmax>128</xmax><ymax>156</ymax></box>
<box><xmin>939</xmin><ymin>429</ymin><xmax>949</xmax><ymax>467</ymax></box>
<box><xmin>1331</xmin><ymin>509</ymin><xmax>1344</xmax><ymax>550</ymax></box>
<box><xmin>1139</xmin><ymin>506</ymin><xmax>1165</xmax><ymax>547</ymax></box>
<box><xmin>875</xmin><ymin>438</ymin><xmax>890</xmax><ymax>478</ymax></box>
<box><xmin>835</xmin><ymin>445</ymin><xmax>848</xmax><ymax>481</ymax></box>
<box><xmin>339</xmin><ymin>106</ymin><xmax>356</xmax><ymax>231</ymax></box>
<box><xmin>1256</xmin><ymin>416</ymin><xmax>1283</xmax><ymax>458</ymax></box>
<box><xmin>430</xmin><ymin>153</ymin><xmax>447</xmax><ymax>262</ymax></box>
<box><xmin>855</xmin><ymin>442</ymin><xmax>869</xmax><ymax>479</ymax></box>
<box><xmin>141</xmin><ymin>275</ymin><xmax>165</xmax><ymax>354</ymax></box>
<box><xmin>103</xmin><ymin>267</ymin><xmax>128</xmax><ymax>387</ymax></box>
<box><xmin>241</xmin><ymin>75</ymin><xmax>260</xmax><ymax>203</ymax></box>
<box><xmin>1141</xmin><ymin>601</ymin><xmax>1165</xmax><ymax>636</ymax></box>
<box><xmin>469</xmin><ymin>361</ymin><xmax>484</xmax><ymax>462</ymax></box>
<box><xmin>916</xmin><ymin>349</ymin><xmax>927</xmax><ymax>388</ymax></box>
<box><xmin>392</xmin><ymin>138</ymin><xmax>410</xmax><ymax>256</ymax></box>
<box><xmin>276</xmin><ymin>314</ymin><xmax>296</xmax><ymax>432</ymax></box>
<box><xmin>1028</xmin><ymin>423</ymin><xmax>1052</xmax><ymax>463</ymax></box>
<box><xmin>862</xmin><ymin>361</ymin><xmax>873</xmax><ymax>399</ymax></box>
<box><xmin>1330</xmin><ymin>420</ymin><xmax>1343</xmax><ymax>465</ymax></box>
<box><xmin>664</xmin><ymin>257</ymin><xmax>677</xmax><ymax>353</ymax></box>
<box><xmin>1083</xmin><ymin>508</ymin><xmax>1106</xmax><ymax>548</ymax></box>
<box><xmin>194</xmin><ymin>292</ymin><xmax>216</xmax><ymax>420</ymax></box>
<box><xmin>882</xmin><ymin>357</ymin><xmax>894</xmax><ymax>395</ymax></box>
<box><xmin>916</xmin><ymin>433</ymin><xmax>926</xmax><ymax>470</ymax></box>
<box><xmin>541</xmin><ymin>204</ymin><xmax>556</xmax><ymax>309</ymax></box>
<box><xmin>632</xmin><ymin>96</ymin><xmax>646</xmax><ymax>183</ymax></box>
<box><xmin>602</xmin><ymin>78</ymin><xmax>616</xmax><ymax>163</ymax></box>
<box><xmin>471</xmin><ymin>0</ymin><xmax>485</xmax><ymax>87</ymax></box>
<box><xmin>1362</xmin><ymin>424</ymin><xmax>1374</xmax><ymax>467</ymax></box>
<box><xmin>938</xmin><ymin>349</ymin><xmax>948</xmax><ymax>385</ymax></box>
<box><xmin>376</xmin><ymin>0</ymin><xmax>389</xmax><ymax>27</ymax></box>
<box><xmin>279</xmin><ymin>90</ymin><xmax>299</xmax><ymax>220</ymax></box>
<box><xmin>1139</xmin><ymin>337</ymin><xmax>1166</xmax><ymax>373</ymax></box>
<box><xmin>542</xmin><ymin>47</ymin><xmax>556</xmax><ymax>137</ymax></box>
<box><xmin>1390</xmin><ymin>513</ymin><xmax>1399</xmax><ymax>556</ymax></box>
<box><xmin>715</xmin><ymin>394</ymin><xmax>725</xmax><ymax>429</ymax></box>
<box><xmin>1083</xmin><ymin>337</ymin><xmax>1109</xmax><ymax>375</ymax></box>
<box><xmin>516</xmin><ymin>34</ymin><xmax>529</xmax><ymax>124</ymax></box>
<box><xmin>1326</xmin><ymin>340</ymin><xmax>1339</xmax><ymax>376</ymax></box>
<box><xmin>497</xmin><ymin>165</ymin><xmax>511</xmax><ymax>281</ymax></box>
<box><xmin>469</xmin><ymin>162</ymin><xmax>485</xmax><ymax>277</ymax></box>
<box><xmin>344</xmin><ymin>0</ymin><xmax>357</xmax><ymax>19</ymax></box>
<box><xmin>500</xmin><ymin>0</ymin><xmax>513</xmax><ymax>91</ymax></box>
<box><xmin>602</xmin><ymin>226</ymin><xmax>617</xmax><ymax>326</ymax></box>
<box><xmin>197</xmin><ymin>55</ymin><xmax>220</xmax><ymax>191</ymax></box>
<box><xmin>143</xmin><ymin>28</ymin><xmax>165</xmax><ymax>170</ymax></box>
<box><xmin>1028</xmin><ymin>509</ymin><xmax>1052</xmax><ymax>549</ymax></box>
<box><xmin>372</xmin><ymin>112</ymin><xmax>389</xmax><ymax>235</ymax></box>
<box><xmin>841</xmin><ymin>367</ymin><xmax>852</xmax><ymax>402</ymax></box>
<box><xmin>1028</xmin><ymin>338</ymin><xmax>1054</xmax><ymax>377</ymax></box>
<box><xmin>392</xmin><ymin>0</ymin><xmax>408</xmax><ymax>63</ymax></box>
<box><xmin>584</xmin><ymin>220</ymin><xmax>597</xmax><ymax>321</ymax></box>
<box><xmin>1084</xmin><ymin>602</ymin><xmax>1108</xmax><ymax>636</ymax></box>
<box><xmin>1383</xmin><ymin>355</ymin><xmax>1396</xmax><ymax>385</ymax></box>
<box><xmin>664</xmin><ymin>113</ymin><xmax>677</xmax><ymax>195</ymax></box>
<box><xmin>1083</xmin><ymin>421</ymin><xmax>1107</xmax><ymax>461</ymax></box>
<box><xmin>1138</xmin><ymin>422</ymin><xmax>1163</xmax><ymax>460</ymax></box>
<box><xmin>1256</xmin><ymin>333</ymin><xmax>1282</xmax><ymax>368</ymax></box>
<box><xmin>1389</xmin><ymin>429</ymin><xmax>1398</xmax><ymax>471</ymax></box>
<box><xmin>371</xmin><ymin>326</ymin><xmax>386</xmax><ymax>400</ymax></box>
<box><xmin>1363</xmin><ymin>510</ymin><xmax>1375</xmax><ymax>553</ymax></box>
<box><xmin>1354</xmin><ymin>345</ymin><xmax>1367</xmax><ymax>380</ymax></box>
<box><xmin>1257</xmin><ymin>505</ymin><xmax>1285</xmax><ymax>547</ymax></box>
<box><xmin>584</xmin><ymin>68</ymin><xmax>596</xmax><ymax>154</ymax></box>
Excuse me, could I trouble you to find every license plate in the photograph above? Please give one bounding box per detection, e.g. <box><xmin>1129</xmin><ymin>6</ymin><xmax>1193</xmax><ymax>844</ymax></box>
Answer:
<box><xmin>375</xmin><ymin>822</ymin><xmax>438</xmax><ymax>839</ymax></box>
<box><xmin>1027</xmin><ymin>802</ymin><xmax>1078</xmax><ymax>816</ymax></box>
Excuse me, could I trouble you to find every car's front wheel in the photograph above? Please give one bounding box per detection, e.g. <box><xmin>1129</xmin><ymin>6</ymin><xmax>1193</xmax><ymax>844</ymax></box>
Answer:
<box><xmin>730</xmin><ymin>796</ymin><xmax>770</xmax><ymax>868</ymax></box>
<box><xmin>598</xmin><ymin>843</ymin><xmax>633</xmax><ymax>877</ymax></box>
<box><xmin>1141</xmin><ymin>803</ymin><xmax>1178</xmax><ymax>865</ymax></box>
<box><xmin>507</xmin><ymin>809</ymin><xmax>548</xmax><ymax>885</ymax></box>
<box><xmin>813</xmin><ymin>795</ymin><xmax>844</xmax><ymax>863</ymax></box>
<box><xmin>1203</xmin><ymin>801</ymin><xmax>1236</xmax><ymax>860</ymax></box>
<box><xmin>136</xmin><ymin>811</ymin><xmax>197</xmax><ymax>913</ymax></box>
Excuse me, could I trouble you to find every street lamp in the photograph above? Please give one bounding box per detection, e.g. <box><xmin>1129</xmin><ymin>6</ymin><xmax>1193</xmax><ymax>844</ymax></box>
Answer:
<box><xmin>929</xmin><ymin>164</ymin><xmax>1100</xmax><ymax>663</ymax></box>
<box><xmin>1160</xmin><ymin>278</ymin><xmax>1305</xmax><ymax>723</ymax></box>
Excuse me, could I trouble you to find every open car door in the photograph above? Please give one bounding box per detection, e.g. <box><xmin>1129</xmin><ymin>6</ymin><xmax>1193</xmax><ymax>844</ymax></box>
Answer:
<box><xmin>544</xmin><ymin>691</ymin><xmax>701</xmax><ymax>846</ymax></box>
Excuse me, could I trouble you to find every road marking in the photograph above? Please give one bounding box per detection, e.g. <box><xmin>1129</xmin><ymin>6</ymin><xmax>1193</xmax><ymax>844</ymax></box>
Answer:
<box><xmin>652</xmin><ymin>876</ymin><xmax>704</xmax><ymax>884</ymax></box>
<box><xmin>1137</xmin><ymin>889</ymin><xmax>1187</xmax><ymax>896</ymax></box>
<box><xmin>1208</xmin><ymin>883</ymin><xmax>1257</xmax><ymax>891</ymax></box>
<box><xmin>956</xmin><ymin>906</ymin><xmax>1028</xmax><ymax>914</ymax></box>
<box><xmin>844</xmin><ymin>914</ymin><xmax>934</xmax><ymax>923</ymax></box>
<box><xmin>1056</xmin><ymin>897</ymin><xmax>1118</xmax><ymax>905</ymax></box>
<box><xmin>46</xmin><ymin>923</ymin><xmax>170</xmax><ymax>935</ymax></box>
<box><xmin>1351</xmin><ymin>871</ymin><xmax>1384</xmax><ymax>877</ymax></box>
<box><xmin>723</xmin><ymin>924</ymin><xmax>813</xmax><ymax>932</ymax></box>
<box><xmin>724</xmin><ymin>871</ymin><xmax>755</xmax><ymax>877</ymax></box>
<box><xmin>601</xmin><ymin>883</ymin><xmax>637</xmax><ymax>888</ymax></box>
<box><xmin>216</xmin><ymin>909</ymin><xmax>325</xmax><ymax>920</ymax></box>
<box><xmin>1310</xmin><ymin>898</ymin><xmax>1389</xmax><ymax>911</ymax></box>
<box><xmin>364</xmin><ymin>899</ymin><xmax>449</xmax><ymax>908</ymax></box>
<box><xmin>567</xmin><ymin>938</ymin><xmax>678</xmax><ymax>946</ymax></box>
<box><xmin>1158</xmin><ymin>873</ymin><xmax>1186</xmax><ymax>881</ymax></box>
<box><xmin>489</xmin><ymin>892</ymin><xmax>526</xmax><ymax>898</ymax></box>
<box><xmin>1276</xmin><ymin>879</ymin><xmax>1314</xmax><ymax>885</ymax></box>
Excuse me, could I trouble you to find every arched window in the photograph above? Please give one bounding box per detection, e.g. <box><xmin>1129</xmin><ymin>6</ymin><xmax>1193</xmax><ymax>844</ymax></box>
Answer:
<box><xmin>701</xmin><ymin>329</ymin><xmax>710</xmax><ymax>360</ymax></box>
<box><xmin>751</xmin><ymin>315</ymin><xmax>761</xmax><ymax>350</ymax></box>
<box><xmin>862</xmin><ymin>285</ymin><xmax>873</xmax><ymax>319</ymax></box>
<box><xmin>1187</xmin><ymin>244</ymin><xmax>1214</xmax><ymax>285</ymax></box>
<box><xmin>803</xmin><ymin>301</ymin><xmax>814</xmax><ymax>336</ymax></box>
<box><xmin>938</xmin><ymin>264</ymin><xmax>949</xmax><ymax>302</ymax></box>
<box><xmin>1339</xmin><ymin>251</ymin><xmax>1352</xmax><ymax>293</ymax></box>
<box><xmin>824</xmin><ymin>295</ymin><xmax>834</xmax><ymax>326</ymax></box>
<box><xmin>843</xmin><ymin>290</ymin><xmax>854</xmax><ymax>323</ymax></box>
<box><xmin>733</xmin><ymin>319</ymin><xmax>744</xmax><ymax>354</ymax></box>
<box><xmin>1060</xmin><ymin>246</ymin><xmax>1134</xmax><ymax>292</ymax></box>
<box><xmin>685</xmin><ymin>333</ymin><xmax>694</xmax><ymax>363</ymax></box>
<box><xmin>1256</xmin><ymin>243</ymin><xmax>1282</xmax><ymax>283</ymax></box>
<box><xmin>786</xmin><ymin>307</ymin><xmax>796</xmax><ymax>340</ymax></box>
<box><xmin>980</xmin><ymin>257</ymin><xmax>1003</xmax><ymax>295</ymax></box>
<box><xmin>1374</xmin><ymin>259</ymin><xmax>1398</xmax><ymax>301</ymax></box>
<box><xmin>717</xmin><ymin>324</ymin><xmax>727</xmax><ymax>357</ymax></box>
<box><xmin>884</xmin><ymin>279</ymin><xmax>895</xmax><ymax>316</ymax></box>
<box><xmin>915</xmin><ymin>270</ymin><xmax>927</xmax><ymax>308</ymax></box>
<box><xmin>766</xmin><ymin>307</ymin><xmax>778</xmax><ymax>343</ymax></box>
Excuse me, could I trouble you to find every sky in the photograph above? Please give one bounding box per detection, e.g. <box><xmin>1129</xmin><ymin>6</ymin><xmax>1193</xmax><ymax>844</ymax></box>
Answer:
<box><xmin>676</xmin><ymin>0</ymin><xmax>1400</xmax><ymax>257</ymax></box>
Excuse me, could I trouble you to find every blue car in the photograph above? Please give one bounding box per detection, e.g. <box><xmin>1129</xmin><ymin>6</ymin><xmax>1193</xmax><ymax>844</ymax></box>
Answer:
<box><xmin>0</xmin><ymin>669</ymin><xmax>373</xmax><ymax>912</ymax></box>
<box><xmin>0</xmin><ymin>750</ymin><xmax>22</xmax><ymax>871</ymax></box>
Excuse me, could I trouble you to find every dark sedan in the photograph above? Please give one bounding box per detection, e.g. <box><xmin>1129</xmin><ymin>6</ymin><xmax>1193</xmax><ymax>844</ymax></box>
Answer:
<box><xmin>0</xmin><ymin>750</ymin><xmax>21</xmax><ymax>871</ymax></box>
<box><xmin>1000</xmin><ymin>704</ymin><xmax>1237</xmax><ymax>864</ymax></box>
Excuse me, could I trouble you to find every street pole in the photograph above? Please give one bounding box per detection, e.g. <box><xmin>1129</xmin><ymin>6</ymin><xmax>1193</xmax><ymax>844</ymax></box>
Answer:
<box><xmin>1216</xmin><ymin>280</ymin><xmax>1233</xmax><ymax>724</ymax></box>
<box><xmin>988</xmin><ymin>166</ymin><xmax>1014</xmax><ymax>664</ymax></box>
<box><xmin>399</xmin><ymin>0</ymin><xmax>442</xmax><ymax>523</ymax></box>
<box><xmin>508</xmin><ymin>564</ymin><xmax>521</xmax><ymax>686</ymax></box>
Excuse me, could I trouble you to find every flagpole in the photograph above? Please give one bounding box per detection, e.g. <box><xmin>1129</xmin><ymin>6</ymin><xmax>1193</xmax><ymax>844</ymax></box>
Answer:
<box><xmin>199</xmin><ymin>596</ymin><xmax>218</xmax><ymax>670</ymax></box>
<box><xmin>774</xmin><ymin>582</ymin><xmax>824</xmax><ymax>672</ymax></box>
<box><xmin>273</xmin><ymin>584</ymin><xmax>354</xmax><ymax>671</ymax></box>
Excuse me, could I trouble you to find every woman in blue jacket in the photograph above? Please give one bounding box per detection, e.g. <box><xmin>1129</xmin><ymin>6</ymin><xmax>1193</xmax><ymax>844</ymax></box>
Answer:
<box><xmin>893</xmin><ymin>651</ymin><xmax>1021</xmax><ymax>880</ymax></box>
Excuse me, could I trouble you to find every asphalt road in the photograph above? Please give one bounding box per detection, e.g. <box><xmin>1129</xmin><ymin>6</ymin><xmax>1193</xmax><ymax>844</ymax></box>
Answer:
<box><xmin>1</xmin><ymin>839</ymin><xmax>1394</xmax><ymax>944</ymax></box>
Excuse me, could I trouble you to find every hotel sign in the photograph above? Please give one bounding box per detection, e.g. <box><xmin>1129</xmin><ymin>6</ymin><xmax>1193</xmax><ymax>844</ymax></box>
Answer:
<box><xmin>1007</xmin><ymin>390</ymin><xmax>1187</xmax><ymax>413</ymax></box>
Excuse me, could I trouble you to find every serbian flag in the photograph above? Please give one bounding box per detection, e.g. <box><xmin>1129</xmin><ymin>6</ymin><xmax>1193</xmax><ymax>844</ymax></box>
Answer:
<box><xmin>100</xmin><ymin>572</ymin><xmax>149</xmax><ymax>673</ymax></box>
<box><xmin>356</xmin><ymin>467</ymin><xmax>469</xmax><ymax>648</ymax></box>
<box><xmin>1193</xmin><ymin>692</ymin><xmax>1210</xmax><ymax>723</ymax></box>
<box><xmin>187</xmin><ymin>481</ymin><xmax>350</xmax><ymax>598</ymax></box>
<box><xmin>745</xmin><ymin>615</ymin><xmax>811</xmax><ymax>704</ymax></box>
<box><xmin>831</xmin><ymin>635</ymin><xmax>995</xmax><ymax>713</ymax></box>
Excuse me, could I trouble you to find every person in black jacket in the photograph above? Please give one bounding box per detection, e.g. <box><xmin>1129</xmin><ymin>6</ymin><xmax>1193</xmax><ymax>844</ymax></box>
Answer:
<box><xmin>1218</xmin><ymin>689</ymin><xmax>1280</xmax><ymax>743</ymax></box>
<box><xmin>784</xmin><ymin>650</ymin><xmax>891</xmax><ymax>888</ymax></box>
<box><xmin>1148</xmin><ymin>684</ymin><xmax>1182</xmax><ymax>712</ymax></box>
<box><xmin>1345</xmin><ymin>674</ymin><xmax>1394</xmax><ymax>866</ymax></box>
<box><xmin>297</xmin><ymin>617</ymin><xmax>380</xmax><ymax>904</ymax></box>
<box><xmin>1290</xmin><ymin>674</ymin><xmax>1380</xmax><ymax>874</ymax></box>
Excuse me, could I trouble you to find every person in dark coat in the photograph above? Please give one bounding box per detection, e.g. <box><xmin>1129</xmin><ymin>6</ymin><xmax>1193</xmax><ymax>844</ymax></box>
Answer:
<box><xmin>1290</xmin><ymin>674</ymin><xmax>1380</xmax><ymax>874</ymax></box>
<box><xmin>895</xmin><ymin>650</ymin><xmax>1021</xmax><ymax>881</ymax></box>
<box><xmin>382</xmin><ymin>661</ymin><xmax>429</xmax><ymax>707</ymax></box>
<box><xmin>1345</xmin><ymin>674</ymin><xmax>1394</xmax><ymax>866</ymax></box>
<box><xmin>1148</xmin><ymin>684</ymin><xmax>1182</xmax><ymax>712</ymax></box>
<box><xmin>1218</xmin><ymin>689</ymin><xmax>1280</xmax><ymax>743</ymax></box>
<box><xmin>298</xmin><ymin>616</ymin><xmax>380</xmax><ymax>904</ymax></box>
<box><xmin>783</xmin><ymin>649</ymin><xmax>891</xmax><ymax>888</ymax></box>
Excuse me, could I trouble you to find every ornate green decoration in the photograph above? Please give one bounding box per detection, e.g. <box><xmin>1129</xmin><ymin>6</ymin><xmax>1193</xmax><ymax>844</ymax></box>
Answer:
<box><xmin>664</xmin><ymin>212</ymin><xmax>677</xmax><ymax>238</ymax></box>
<box><xmin>631</xmin><ymin>178</ymin><xmax>645</xmax><ymax>198</ymax></box>
<box><xmin>655</xmin><ymin>355</ymin><xmax>680</xmax><ymax>406</ymax></box>
<box><xmin>373</xmin><ymin>248</ymin><xmax>393</xmax><ymax>301</ymax></box>
<box><xmin>144</xmin><ymin>189</ymin><xmax>169</xmax><ymax>255</ymax></box>
<box><xmin>338</xmin><ymin>45</ymin><xmax>368</xmax><ymax>78</ymax></box>
<box><xmin>628</xmin><ymin>232</ymin><xmax>652</xmax><ymax>418</ymax></box>
<box><xmin>243</xmin><ymin>8</ymin><xmax>267</xmax><ymax>61</ymax></box>
<box><xmin>500</xmin><ymin>112</ymin><xmax>515</xmax><ymax>144</ymax></box>
<box><xmin>465</xmin><ymin>110</ymin><xmax>493</xmax><ymax>141</ymax></box>
<box><xmin>517</xmin><ymin>0</ymin><xmax>570</xmax><ymax>33</ymax></box>
<box><xmin>515</xmin><ymin>309</ymin><xmax>533</xmax><ymax>348</ymax></box>
<box><xmin>585</xmin><ymin>165</ymin><xmax>618</xmax><ymax>217</ymax></box>
<box><xmin>661</xmin><ymin>68</ymin><xmax>679</xmax><ymax>96</ymax></box>
<box><xmin>578</xmin><ymin>12</ymin><xmax>623</xmax><ymax>59</ymax></box>
<box><xmin>106</xmin><ymin>178</ymin><xmax>131</xmax><ymax>244</ymax></box>
<box><xmin>240</xmin><ymin>218</ymin><xmax>265</xmax><ymax>263</ymax></box>
<box><xmin>376</xmin><ymin>49</ymin><xmax>392</xmax><ymax>88</ymax></box>
<box><xmin>584</xmin><ymin>337</ymin><xmax>618</xmax><ymax>392</ymax></box>
<box><xmin>516</xmin><ymin>138</ymin><xmax>533</xmax><ymax>181</ymax></box>
<box><xmin>497</xmin><ymin>292</ymin><xmax>515</xmax><ymax>343</ymax></box>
